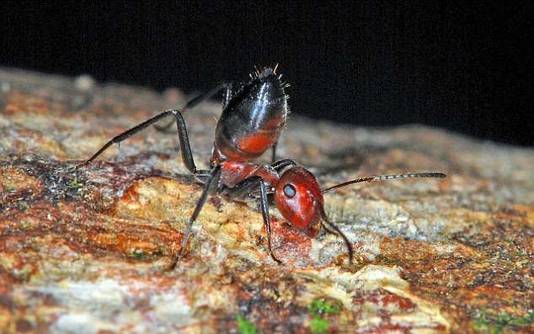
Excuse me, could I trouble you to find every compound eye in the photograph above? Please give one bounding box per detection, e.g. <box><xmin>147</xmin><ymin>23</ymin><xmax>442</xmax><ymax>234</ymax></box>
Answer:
<box><xmin>283</xmin><ymin>184</ymin><xmax>296</xmax><ymax>198</ymax></box>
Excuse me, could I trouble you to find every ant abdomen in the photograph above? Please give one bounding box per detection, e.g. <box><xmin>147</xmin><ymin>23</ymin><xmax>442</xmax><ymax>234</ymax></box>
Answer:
<box><xmin>212</xmin><ymin>68</ymin><xmax>288</xmax><ymax>163</ymax></box>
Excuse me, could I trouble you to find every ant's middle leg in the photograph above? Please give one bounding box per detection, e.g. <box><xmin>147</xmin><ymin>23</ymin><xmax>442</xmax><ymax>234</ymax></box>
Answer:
<box><xmin>169</xmin><ymin>164</ymin><xmax>222</xmax><ymax>269</ymax></box>
<box><xmin>155</xmin><ymin>82</ymin><xmax>233</xmax><ymax>132</ymax></box>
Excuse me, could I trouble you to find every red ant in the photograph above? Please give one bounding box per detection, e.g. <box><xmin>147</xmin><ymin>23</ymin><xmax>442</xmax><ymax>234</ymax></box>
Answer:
<box><xmin>77</xmin><ymin>66</ymin><xmax>446</xmax><ymax>267</ymax></box>
<box><xmin>217</xmin><ymin>160</ymin><xmax>444</xmax><ymax>265</ymax></box>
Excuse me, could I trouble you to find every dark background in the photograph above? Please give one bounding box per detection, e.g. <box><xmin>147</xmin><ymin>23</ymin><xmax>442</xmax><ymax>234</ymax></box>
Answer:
<box><xmin>2</xmin><ymin>2</ymin><xmax>533</xmax><ymax>146</ymax></box>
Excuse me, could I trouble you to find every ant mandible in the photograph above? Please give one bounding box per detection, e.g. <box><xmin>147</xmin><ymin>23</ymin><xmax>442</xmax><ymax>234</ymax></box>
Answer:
<box><xmin>76</xmin><ymin>66</ymin><xmax>446</xmax><ymax>268</ymax></box>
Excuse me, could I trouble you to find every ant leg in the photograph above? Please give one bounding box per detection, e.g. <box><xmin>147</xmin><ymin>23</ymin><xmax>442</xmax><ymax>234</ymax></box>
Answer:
<box><xmin>171</xmin><ymin>110</ymin><xmax>199</xmax><ymax>174</ymax></box>
<box><xmin>319</xmin><ymin>207</ymin><xmax>353</xmax><ymax>264</ymax></box>
<box><xmin>170</xmin><ymin>165</ymin><xmax>222</xmax><ymax>268</ymax></box>
<box><xmin>221</xmin><ymin>82</ymin><xmax>233</xmax><ymax>109</ymax></box>
<box><xmin>78</xmin><ymin>109</ymin><xmax>201</xmax><ymax>175</ymax></box>
<box><xmin>78</xmin><ymin>110</ymin><xmax>176</xmax><ymax>167</ymax></box>
<box><xmin>225</xmin><ymin>176</ymin><xmax>262</xmax><ymax>198</ymax></box>
<box><xmin>155</xmin><ymin>82</ymin><xmax>233</xmax><ymax>132</ymax></box>
<box><xmin>271</xmin><ymin>142</ymin><xmax>278</xmax><ymax>163</ymax></box>
<box><xmin>271</xmin><ymin>158</ymin><xmax>298</xmax><ymax>172</ymax></box>
<box><xmin>215</xmin><ymin>171</ymin><xmax>282</xmax><ymax>263</ymax></box>
<box><xmin>259</xmin><ymin>180</ymin><xmax>282</xmax><ymax>264</ymax></box>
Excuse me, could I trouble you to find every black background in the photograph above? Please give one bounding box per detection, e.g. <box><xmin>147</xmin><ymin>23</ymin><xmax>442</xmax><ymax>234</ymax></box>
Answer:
<box><xmin>2</xmin><ymin>2</ymin><xmax>533</xmax><ymax>146</ymax></box>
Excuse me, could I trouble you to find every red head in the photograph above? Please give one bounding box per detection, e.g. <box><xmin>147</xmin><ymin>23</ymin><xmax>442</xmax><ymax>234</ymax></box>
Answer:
<box><xmin>273</xmin><ymin>166</ymin><xmax>353</xmax><ymax>262</ymax></box>
<box><xmin>274</xmin><ymin>166</ymin><xmax>324</xmax><ymax>237</ymax></box>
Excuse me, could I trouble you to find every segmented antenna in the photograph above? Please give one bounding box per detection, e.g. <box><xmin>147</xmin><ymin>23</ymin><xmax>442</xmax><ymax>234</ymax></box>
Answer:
<box><xmin>321</xmin><ymin>172</ymin><xmax>446</xmax><ymax>193</ymax></box>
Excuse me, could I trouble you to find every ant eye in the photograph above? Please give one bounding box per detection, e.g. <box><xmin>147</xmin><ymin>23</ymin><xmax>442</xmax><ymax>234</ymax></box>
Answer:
<box><xmin>283</xmin><ymin>184</ymin><xmax>296</xmax><ymax>198</ymax></box>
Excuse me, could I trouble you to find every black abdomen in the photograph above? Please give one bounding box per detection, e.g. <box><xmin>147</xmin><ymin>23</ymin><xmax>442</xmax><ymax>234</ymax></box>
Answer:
<box><xmin>212</xmin><ymin>68</ymin><xmax>288</xmax><ymax>163</ymax></box>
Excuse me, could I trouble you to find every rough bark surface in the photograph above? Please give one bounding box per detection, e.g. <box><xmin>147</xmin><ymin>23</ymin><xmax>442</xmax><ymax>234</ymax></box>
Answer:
<box><xmin>0</xmin><ymin>68</ymin><xmax>532</xmax><ymax>333</ymax></box>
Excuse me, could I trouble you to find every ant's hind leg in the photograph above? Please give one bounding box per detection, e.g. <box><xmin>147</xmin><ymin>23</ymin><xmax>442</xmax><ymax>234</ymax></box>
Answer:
<box><xmin>271</xmin><ymin>142</ymin><xmax>278</xmax><ymax>163</ymax></box>
<box><xmin>77</xmin><ymin>110</ymin><xmax>176</xmax><ymax>167</ymax></box>
<box><xmin>78</xmin><ymin>109</ymin><xmax>201</xmax><ymax>176</ymax></box>
<box><xmin>155</xmin><ymin>82</ymin><xmax>233</xmax><ymax>132</ymax></box>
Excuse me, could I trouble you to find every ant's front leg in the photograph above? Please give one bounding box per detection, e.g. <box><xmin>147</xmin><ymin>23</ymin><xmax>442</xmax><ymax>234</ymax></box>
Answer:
<box><xmin>259</xmin><ymin>179</ymin><xmax>282</xmax><ymax>264</ymax></box>
<box><xmin>225</xmin><ymin>176</ymin><xmax>281</xmax><ymax>264</ymax></box>
<box><xmin>319</xmin><ymin>207</ymin><xmax>353</xmax><ymax>264</ymax></box>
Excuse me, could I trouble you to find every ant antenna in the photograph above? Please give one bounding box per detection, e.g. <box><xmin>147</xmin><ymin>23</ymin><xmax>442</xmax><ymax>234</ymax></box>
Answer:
<box><xmin>319</xmin><ymin>206</ymin><xmax>353</xmax><ymax>264</ymax></box>
<box><xmin>321</xmin><ymin>172</ymin><xmax>446</xmax><ymax>194</ymax></box>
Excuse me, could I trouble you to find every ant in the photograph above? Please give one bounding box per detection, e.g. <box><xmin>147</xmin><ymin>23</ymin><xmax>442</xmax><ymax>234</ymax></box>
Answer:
<box><xmin>76</xmin><ymin>66</ymin><xmax>446</xmax><ymax>268</ymax></box>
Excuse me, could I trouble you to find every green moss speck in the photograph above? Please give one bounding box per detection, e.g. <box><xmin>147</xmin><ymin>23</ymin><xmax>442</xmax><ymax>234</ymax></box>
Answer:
<box><xmin>310</xmin><ymin>316</ymin><xmax>329</xmax><ymax>334</ymax></box>
<box><xmin>130</xmin><ymin>248</ymin><xmax>146</xmax><ymax>259</ymax></box>
<box><xmin>5</xmin><ymin>185</ymin><xmax>17</xmax><ymax>193</ymax></box>
<box><xmin>236</xmin><ymin>314</ymin><xmax>257</xmax><ymax>334</ymax></box>
<box><xmin>308</xmin><ymin>298</ymin><xmax>342</xmax><ymax>315</ymax></box>
<box><xmin>307</xmin><ymin>298</ymin><xmax>342</xmax><ymax>333</ymax></box>
<box><xmin>473</xmin><ymin>310</ymin><xmax>533</xmax><ymax>333</ymax></box>
<box><xmin>67</xmin><ymin>177</ymin><xmax>83</xmax><ymax>190</ymax></box>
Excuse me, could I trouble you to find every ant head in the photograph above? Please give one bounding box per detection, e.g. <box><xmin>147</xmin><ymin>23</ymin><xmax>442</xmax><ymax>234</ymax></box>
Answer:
<box><xmin>274</xmin><ymin>166</ymin><xmax>323</xmax><ymax>237</ymax></box>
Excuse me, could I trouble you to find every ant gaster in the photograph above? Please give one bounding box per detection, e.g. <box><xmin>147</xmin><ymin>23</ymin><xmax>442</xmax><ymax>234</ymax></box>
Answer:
<box><xmin>77</xmin><ymin>66</ymin><xmax>446</xmax><ymax>268</ymax></box>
